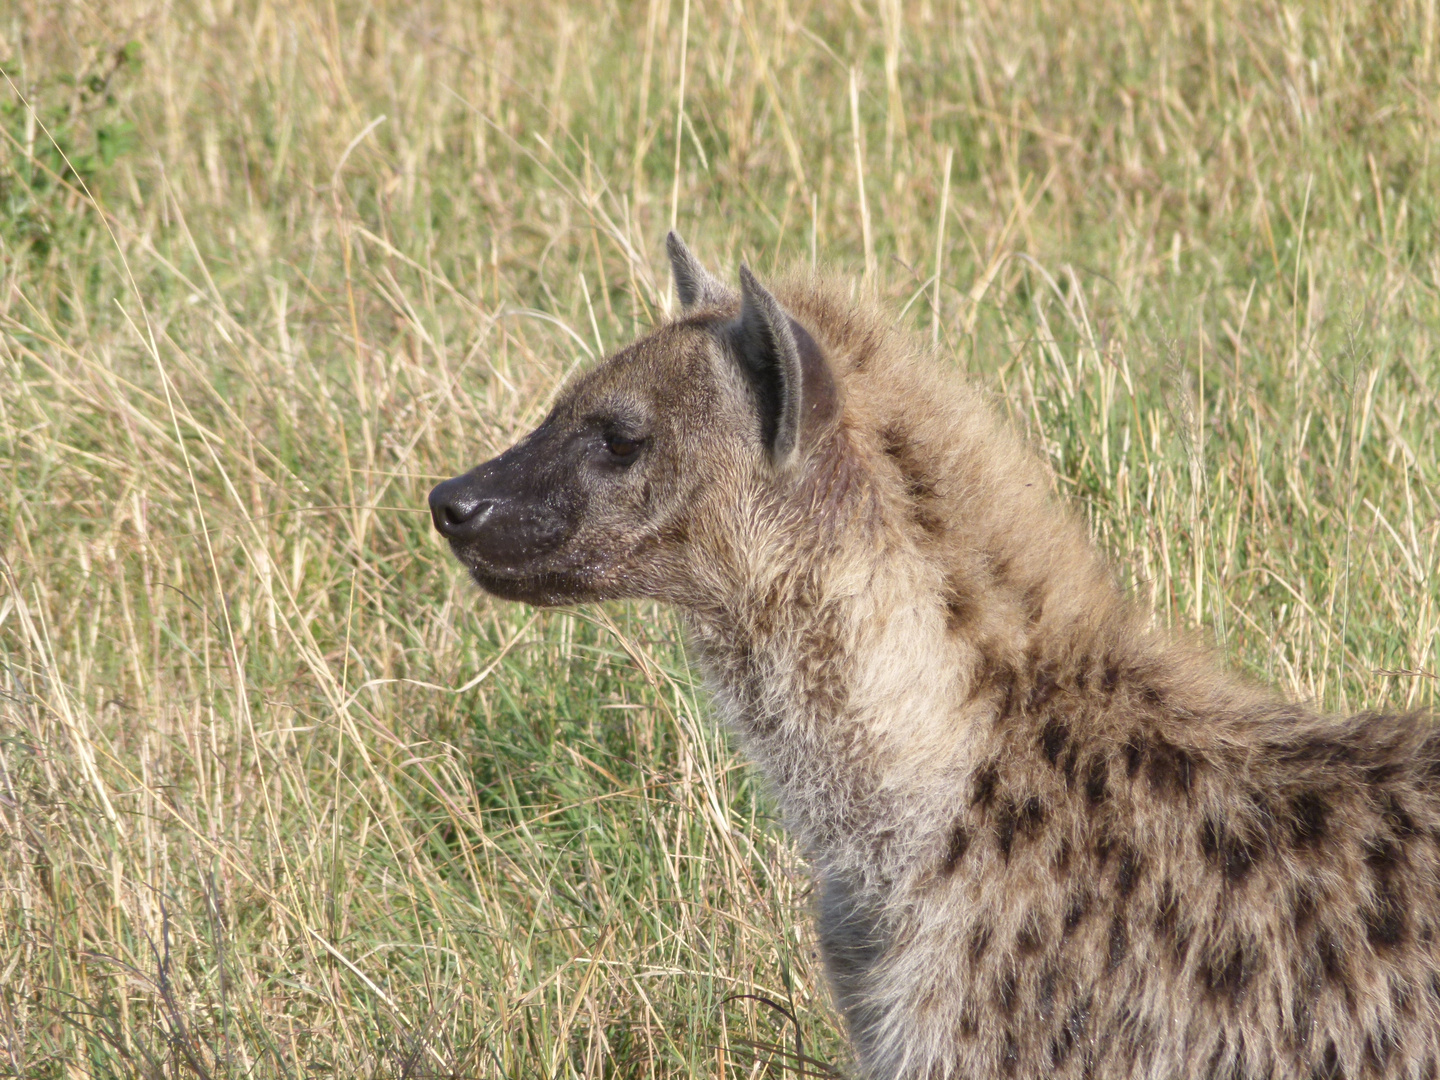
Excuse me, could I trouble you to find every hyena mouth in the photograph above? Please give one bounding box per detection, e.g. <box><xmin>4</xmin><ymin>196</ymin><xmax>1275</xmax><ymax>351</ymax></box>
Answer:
<box><xmin>451</xmin><ymin>553</ymin><xmax>600</xmax><ymax>607</ymax></box>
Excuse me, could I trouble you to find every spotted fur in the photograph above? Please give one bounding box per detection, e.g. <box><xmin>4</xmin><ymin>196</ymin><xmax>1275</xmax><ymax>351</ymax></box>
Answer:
<box><xmin>430</xmin><ymin>235</ymin><xmax>1440</xmax><ymax>1080</ymax></box>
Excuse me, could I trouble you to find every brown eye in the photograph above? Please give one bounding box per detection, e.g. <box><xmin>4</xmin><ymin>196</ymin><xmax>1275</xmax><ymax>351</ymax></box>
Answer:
<box><xmin>606</xmin><ymin>435</ymin><xmax>642</xmax><ymax>461</ymax></box>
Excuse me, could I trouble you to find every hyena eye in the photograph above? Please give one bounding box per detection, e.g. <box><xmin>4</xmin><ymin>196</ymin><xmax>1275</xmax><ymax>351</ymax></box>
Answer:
<box><xmin>605</xmin><ymin>435</ymin><xmax>643</xmax><ymax>462</ymax></box>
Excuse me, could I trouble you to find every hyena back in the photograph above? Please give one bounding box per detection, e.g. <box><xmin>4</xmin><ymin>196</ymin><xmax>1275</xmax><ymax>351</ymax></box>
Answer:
<box><xmin>430</xmin><ymin>234</ymin><xmax>1440</xmax><ymax>1080</ymax></box>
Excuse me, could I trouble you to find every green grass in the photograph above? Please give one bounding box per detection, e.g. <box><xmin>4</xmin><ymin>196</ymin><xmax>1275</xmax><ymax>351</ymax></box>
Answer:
<box><xmin>1</xmin><ymin>0</ymin><xmax>1437</xmax><ymax>1075</ymax></box>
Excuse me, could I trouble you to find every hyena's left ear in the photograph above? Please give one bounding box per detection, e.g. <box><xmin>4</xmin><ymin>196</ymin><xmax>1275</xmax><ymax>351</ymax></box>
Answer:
<box><xmin>727</xmin><ymin>265</ymin><xmax>837</xmax><ymax>468</ymax></box>
<box><xmin>667</xmin><ymin>231</ymin><xmax>731</xmax><ymax>311</ymax></box>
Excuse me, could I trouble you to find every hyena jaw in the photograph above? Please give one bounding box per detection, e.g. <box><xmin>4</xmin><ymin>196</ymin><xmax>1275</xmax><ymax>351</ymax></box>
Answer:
<box><xmin>431</xmin><ymin>233</ymin><xmax>1440</xmax><ymax>1080</ymax></box>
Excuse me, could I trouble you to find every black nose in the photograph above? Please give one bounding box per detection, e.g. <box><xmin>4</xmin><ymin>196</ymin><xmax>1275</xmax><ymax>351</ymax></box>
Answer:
<box><xmin>429</xmin><ymin>477</ymin><xmax>495</xmax><ymax>540</ymax></box>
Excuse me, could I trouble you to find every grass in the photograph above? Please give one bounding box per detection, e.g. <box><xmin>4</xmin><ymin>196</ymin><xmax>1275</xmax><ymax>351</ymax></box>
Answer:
<box><xmin>0</xmin><ymin>0</ymin><xmax>1437</xmax><ymax>1074</ymax></box>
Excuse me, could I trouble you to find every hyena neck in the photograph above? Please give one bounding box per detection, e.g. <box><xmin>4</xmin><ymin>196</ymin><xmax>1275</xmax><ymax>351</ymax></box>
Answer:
<box><xmin>683</xmin><ymin>552</ymin><xmax>929</xmax><ymax>878</ymax></box>
<box><xmin>682</xmin><ymin>422</ymin><xmax>1263</xmax><ymax>883</ymax></box>
<box><xmin>679</xmin><ymin>441</ymin><xmax>1113</xmax><ymax>877</ymax></box>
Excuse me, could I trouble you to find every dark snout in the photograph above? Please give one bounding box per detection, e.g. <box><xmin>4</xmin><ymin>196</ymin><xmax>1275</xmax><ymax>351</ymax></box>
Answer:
<box><xmin>429</xmin><ymin>474</ymin><xmax>498</xmax><ymax>541</ymax></box>
<box><xmin>428</xmin><ymin>443</ymin><xmax>575</xmax><ymax>573</ymax></box>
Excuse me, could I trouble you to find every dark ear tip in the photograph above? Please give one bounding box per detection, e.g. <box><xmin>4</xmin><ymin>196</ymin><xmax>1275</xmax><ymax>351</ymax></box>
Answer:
<box><xmin>665</xmin><ymin>230</ymin><xmax>683</xmax><ymax>252</ymax></box>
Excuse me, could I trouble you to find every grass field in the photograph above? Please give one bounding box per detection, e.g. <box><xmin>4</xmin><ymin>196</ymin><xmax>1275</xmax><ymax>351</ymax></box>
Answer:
<box><xmin>1</xmin><ymin>0</ymin><xmax>1437</xmax><ymax>1075</ymax></box>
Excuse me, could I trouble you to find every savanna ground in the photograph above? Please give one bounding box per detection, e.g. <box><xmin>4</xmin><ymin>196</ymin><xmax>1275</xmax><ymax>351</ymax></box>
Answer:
<box><xmin>1</xmin><ymin>0</ymin><xmax>1438</xmax><ymax>1075</ymax></box>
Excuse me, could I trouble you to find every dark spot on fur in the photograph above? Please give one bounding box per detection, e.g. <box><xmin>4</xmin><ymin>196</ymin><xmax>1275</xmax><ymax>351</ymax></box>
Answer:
<box><xmin>943</xmin><ymin>582</ymin><xmax>977</xmax><ymax>634</ymax></box>
<box><xmin>1061</xmin><ymin>744</ymin><xmax>1080</xmax><ymax>787</ymax></box>
<box><xmin>898</xmin><ymin>466</ymin><xmax>933</xmax><ymax>512</ymax></box>
<box><xmin>1154</xmin><ymin>880</ymin><xmax>1182</xmax><ymax>949</ymax></box>
<box><xmin>1201</xmin><ymin>817</ymin><xmax>1220</xmax><ymax>859</ymax></box>
<box><xmin>1001</xmin><ymin>1030</ymin><xmax>1019</xmax><ymax>1074</ymax></box>
<box><xmin>1364</xmin><ymin>762</ymin><xmax>1400</xmax><ymax>786</ymax></box>
<box><xmin>1380</xmin><ymin>792</ymin><xmax>1417</xmax><ymax>838</ymax></box>
<box><xmin>1201</xmin><ymin>817</ymin><xmax>1259</xmax><ymax>883</ymax></box>
<box><xmin>1289</xmin><ymin>791</ymin><xmax>1330</xmax><ymax>848</ymax></box>
<box><xmin>1318</xmin><ymin>930</ymin><xmax>1349</xmax><ymax>992</ymax></box>
<box><xmin>881</xmin><ymin>424</ymin><xmax>944</xmax><ymax>535</ymax></box>
<box><xmin>1364</xmin><ymin>836</ymin><xmax>1402</xmax><ymax>875</ymax></box>
<box><xmin>958</xmin><ymin>1004</ymin><xmax>979</xmax><ymax>1039</ymax></box>
<box><xmin>996</xmin><ymin>801</ymin><xmax>1017</xmax><ymax>860</ymax></box>
<box><xmin>974</xmin><ymin>656</ymin><xmax>1019</xmax><ymax>718</ymax></box>
<box><xmin>1019</xmin><ymin>795</ymin><xmax>1044</xmax><ymax>835</ymax></box>
<box><xmin>941</xmin><ymin>823</ymin><xmax>969</xmax><ymax>876</ymax></box>
<box><xmin>1292</xmin><ymin>882</ymin><xmax>1318</xmax><ymax>932</ymax></box>
<box><xmin>1107</xmin><ymin>915</ymin><xmax>1128</xmax><ymax>970</ymax></box>
<box><xmin>1172</xmin><ymin>926</ymin><xmax>1193</xmax><ymax>966</ymax></box>
<box><xmin>1101</xmin><ymin>660</ymin><xmax>1121</xmax><ymax>694</ymax></box>
<box><xmin>1095</xmin><ymin>831</ymin><xmax>1114</xmax><ymax>869</ymax></box>
<box><xmin>1391</xmin><ymin>975</ymin><xmax>1414</xmax><ymax>1017</ymax></box>
<box><xmin>1200</xmin><ymin>940</ymin><xmax>1252</xmax><ymax>1003</ymax></box>
<box><xmin>1365</xmin><ymin>879</ymin><xmax>1407</xmax><ymax>949</ymax></box>
<box><xmin>986</xmin><ymin>550</ymin><xmax>1012</xmax><ymax>583</ymax></box>
<box><xmin>1085</xmin><ymin>757</ymin><xmax>1108</xmax><ymax>806</ymax></box>
<box><xmin>1116</xmin><ymin>847</ymin><xmax>1142</xmax><ymax>899</ymax></box>
<box><xmin>1146</xmin><ymin>738</ymin><xmax>1195</xmax><ymax>797</ymax></box>
<box><xmin>972</xmin><ymin>765</ymin><xmax>999</xmax><ymax>808</ymax></box>
<box><xmin>1205</xmin><ymin>1036</ymin><xmax>1229</xmax><ymax>1080</ymax></box>
<box><xmin>1064</xmin><ymin>894</ymin><xmax>1088</xmax><ymax>936</ymax></box>
<box><xmin>1062</xmin><ymin>998</ymin><xmax>1090</xmax><ymax>1062</ymax></box>
<box><xmin>1038</xmin><ymin>967</ymin><xmax>1058</xmax><ymax>1020</ymax></box>
<box><xmin>997</xmin><ymin>967</ymin><xmax>1018</xmax><ymax>1015</ymax></box>
<box><xmin>795</xmin><ymin>615</ymin><xmax>851</xmax><ymax>718</ymax></box>
<box><xmin>879</xmin><ymin>423</ymin><xmax>906</xmax><ymax>459</ymax></box>
<box><xmin>1018</xmin><ymin>914</ymin><xmax>1043</xmax><ymax>955</ymax></box>
<box><xmin>1027</xmin><ymin>665</ymin><xmax>1059</xmax><ymax>712</ymax></box>
<box><xmin>1365</xmin><ymin>1026</ymin><xmax>1396</xmax><ymax>1072</ymax></box>
<box><xmin>1125</xmin><ymin>737</ymin><xmax>1144</xmax><ymax>778</ymax></box>
<box><xmin>1139</xmin><ymin>680</ymin><xmax>1166</xmax><ymax>707</ymax></box>
<box><xmin>1041</xmin><ymin>719</ymin><xmax>1070</xmax><ymax>765</ymax></box>
<box><xmin>1054</xmin><ymin>837</ymin><xmax>1072</xmax><ymax>874</ymax></box>
<box><xmin>1291</xmin><ymin>985</ymin><xmax>1314</xmax><ymax>1048</ymax></box>
<box><xmin>996</xmin><ymin>674</ymin><xmax>1018</xmax><ymax>720</ymax></box>
<box><xmin>1226</xmin><ymin>836</ymin><xmax>1259</xmax><ymax>882</ymax></box>
<box><xmin>1312</xmin><ymin>1041</ymin><xmax>1343</xmax><ymax>1080</ymax></box>
<box><xmin>968</xmin><ymin>923</ymin><xmax>992</xmax><ymax>963</ymax></box>
<box><xmin>1021</xmin><ymin>583</ymin><xmax>1046</xmax><ymax>624</ymax></box>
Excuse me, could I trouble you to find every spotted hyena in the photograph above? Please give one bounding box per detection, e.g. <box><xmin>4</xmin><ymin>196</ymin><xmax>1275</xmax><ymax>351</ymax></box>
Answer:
<box><xmin>429</xmin><ymin>233</ymin><xmax>1440</xmax><ymax>1080</ymax></box>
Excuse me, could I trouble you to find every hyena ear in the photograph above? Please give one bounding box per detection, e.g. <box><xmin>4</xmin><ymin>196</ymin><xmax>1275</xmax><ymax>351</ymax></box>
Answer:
<box><xmin>728</xmin><ymin>264</ymin><xmax>808</xmax><ymax>468</ymax></box>
<box><xmin>666</xmin><ymin>231</ymin><xmax>731</xmax><ymax>311</ymax></box>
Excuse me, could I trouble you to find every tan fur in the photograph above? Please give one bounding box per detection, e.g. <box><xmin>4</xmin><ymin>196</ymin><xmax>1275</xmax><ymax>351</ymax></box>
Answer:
<box><xmin>434</xmin><ymin>253</ymin><xmax>1440</xmax><ymax>1080</ymax></box>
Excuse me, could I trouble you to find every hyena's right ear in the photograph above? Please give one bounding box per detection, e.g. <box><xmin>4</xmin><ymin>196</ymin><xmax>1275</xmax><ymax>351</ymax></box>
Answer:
<box><xmin>666</xmin><ymin>231</ymin><xmax>731</xmax><ymax>311</ymax></box>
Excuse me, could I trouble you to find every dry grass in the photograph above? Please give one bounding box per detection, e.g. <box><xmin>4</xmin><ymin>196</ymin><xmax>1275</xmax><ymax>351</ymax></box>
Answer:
<box><xmin>0</xmin><ymin>0</ymin><xmax>1437</xmax><ymax>1075</ymax></box>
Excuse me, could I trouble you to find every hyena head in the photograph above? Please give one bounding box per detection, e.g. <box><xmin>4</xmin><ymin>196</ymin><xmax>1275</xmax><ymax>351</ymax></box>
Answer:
<box><xmin>429</xmin><ymin>233</ymin><xmax>840</xmax><ymax>608</ymax></box>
